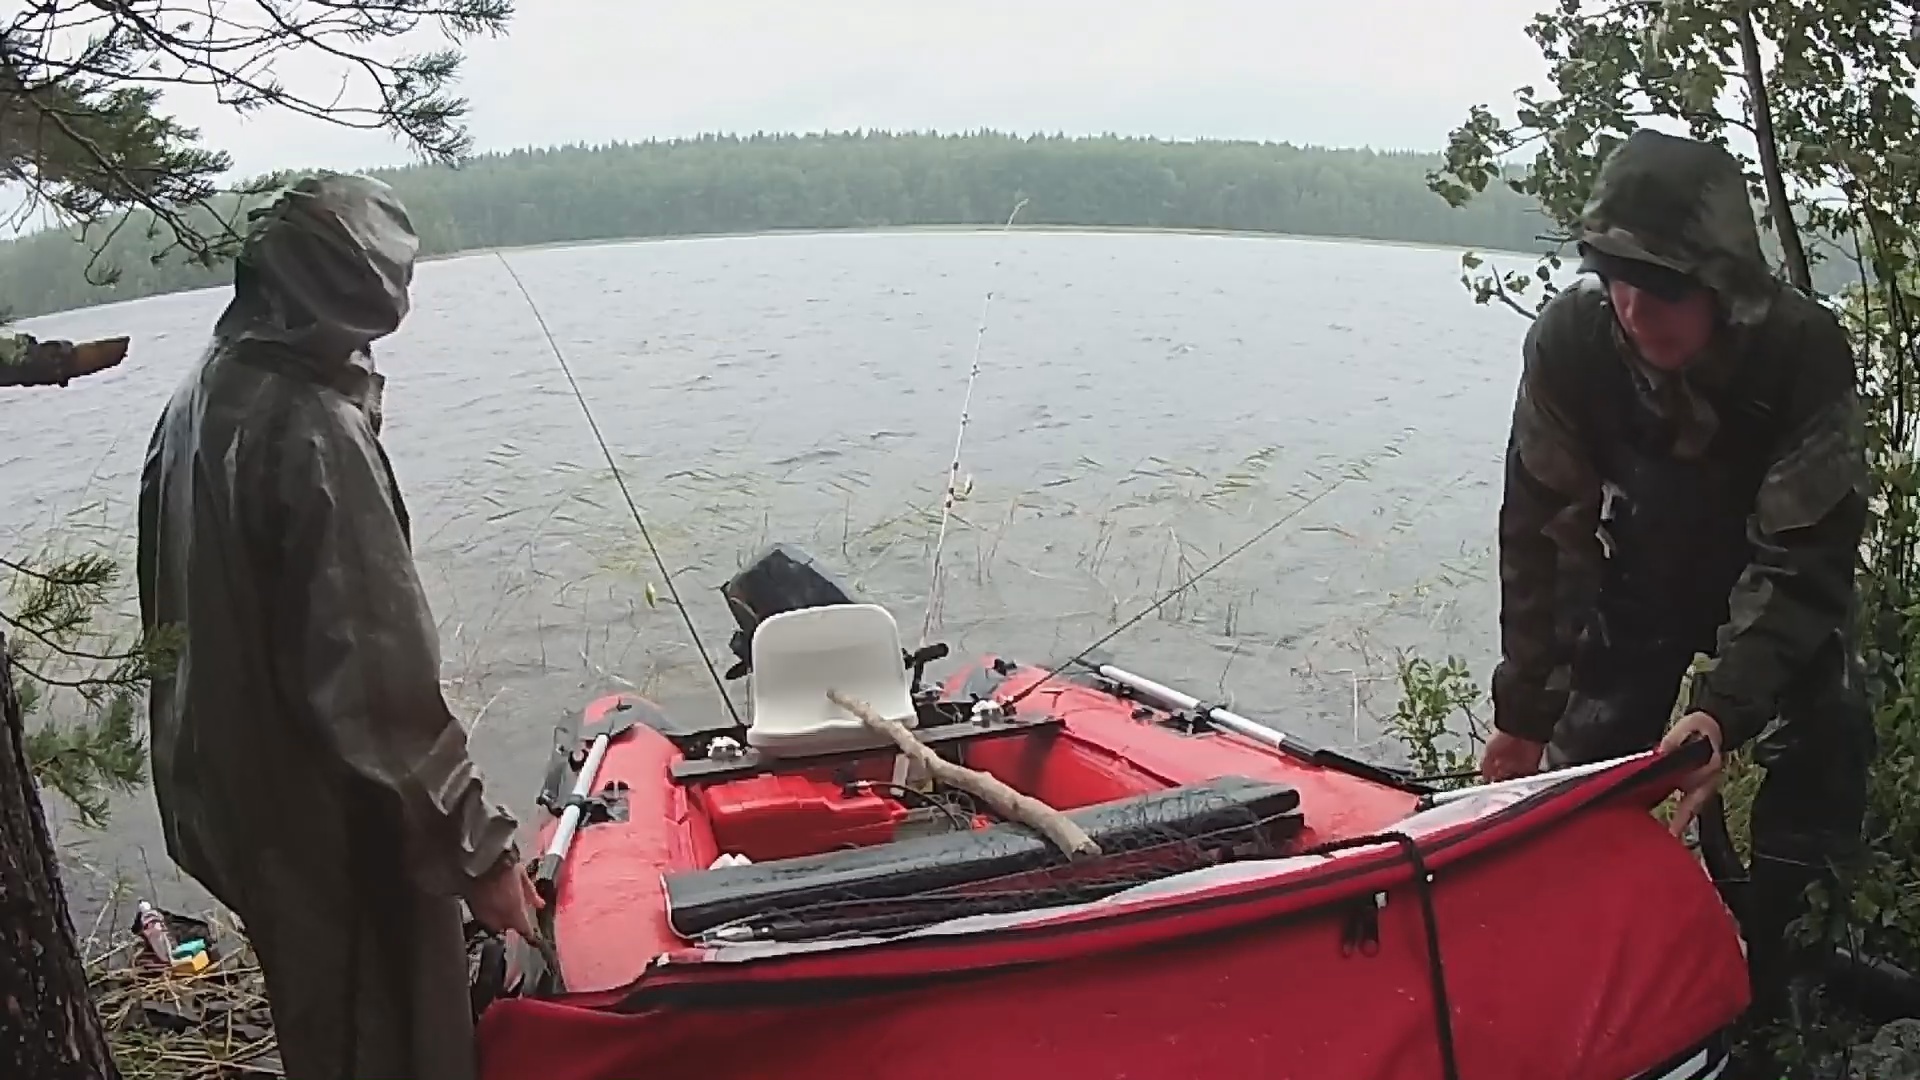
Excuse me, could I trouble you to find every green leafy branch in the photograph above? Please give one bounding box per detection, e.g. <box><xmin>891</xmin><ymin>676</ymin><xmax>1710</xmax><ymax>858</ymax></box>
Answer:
<box><xmin>1382</xmin><ymin>653</ymin><xmax>1486</xmax><ymax>790</ymax></box>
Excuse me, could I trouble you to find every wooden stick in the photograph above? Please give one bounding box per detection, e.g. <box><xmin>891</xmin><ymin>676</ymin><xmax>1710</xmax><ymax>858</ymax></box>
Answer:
<box><xmin>827</xmin><ymin>689</ymin><xmax>1101</xmax><ymax>858</ymax></box>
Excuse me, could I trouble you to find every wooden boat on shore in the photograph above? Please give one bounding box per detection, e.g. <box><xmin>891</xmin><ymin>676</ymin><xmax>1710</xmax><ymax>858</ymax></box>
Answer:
<box><xmin>470</xmin><ymin>544</ymin><xmax>1748</xmax><ymax>1080</ymax></box>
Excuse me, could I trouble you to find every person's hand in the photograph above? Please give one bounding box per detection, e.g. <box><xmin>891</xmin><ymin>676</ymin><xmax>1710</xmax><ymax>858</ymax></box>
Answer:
<box><xmin>1480</xmin><ymin>730</ymin><xmax>1547</xmax><ymax>782</ymax></box>
<box><xmin>466</xmin><ymin>855</ymin><xmax>545</xmax><ymax>943</ymax></box>
<box><xmin>1660</xmin><ymin>711</ymin><xmax>1724</xmax><ymax>838</ymax></box>
<box><xmin>4</xmin><ymin>336</ymin><xmax>129</xmax><ymax>387</ymax></box>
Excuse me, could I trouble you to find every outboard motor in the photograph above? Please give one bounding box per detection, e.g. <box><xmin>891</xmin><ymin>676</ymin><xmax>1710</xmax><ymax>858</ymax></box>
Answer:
<box><xmin>720</xmin><ymin>544</ymin><xmax>861</xmax><ymax>679</ymax></box>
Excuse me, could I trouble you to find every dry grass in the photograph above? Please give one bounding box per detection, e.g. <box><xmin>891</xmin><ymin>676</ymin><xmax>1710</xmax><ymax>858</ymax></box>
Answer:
<box><xmin>87</xmin><ymin>912</ymin><xmax>281</xmax><ymax>1080</ymax></box>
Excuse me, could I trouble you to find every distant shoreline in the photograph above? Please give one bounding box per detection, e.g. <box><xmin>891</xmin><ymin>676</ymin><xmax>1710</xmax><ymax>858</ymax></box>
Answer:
<box><xmin>436</xmin><ymin>222</ymin><xmax>1549</xmax><ymax>263</ymax></box>
<box><xmin>3</xmin><ymin>131</ymin><xmax>1559</xmax><ymax>321</ymax></box>
<box><xmin>19</xmin><ymin>225</ymin><xmax>1551</xmax><ymax>327</ymax></box>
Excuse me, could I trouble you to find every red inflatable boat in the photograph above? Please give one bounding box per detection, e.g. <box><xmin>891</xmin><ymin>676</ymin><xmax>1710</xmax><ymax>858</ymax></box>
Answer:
<box><xmin>472</xmin><ymin>545</ymin><xmax>1748</xmax><ymax>1080</ymax></box>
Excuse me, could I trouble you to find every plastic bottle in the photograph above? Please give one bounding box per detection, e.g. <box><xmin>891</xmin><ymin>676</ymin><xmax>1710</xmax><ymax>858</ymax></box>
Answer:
<box><xmin>135</xmin><ymin>901</ymin><xmax>173</xmax><ymax>965</ymax></box>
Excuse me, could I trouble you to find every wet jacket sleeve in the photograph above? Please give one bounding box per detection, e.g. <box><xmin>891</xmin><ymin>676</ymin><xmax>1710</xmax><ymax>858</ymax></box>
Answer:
<box><xmin>255</xmin><ymin>401</ymin><xmax>519</xmax><ymax>896</ymax></box>
<box><xmin>1687</xmin><ymin>315</ymin><xmax>1868</xmax><ymax>750</ymax></box>
<box><xmin>1491</xmin><ymin>305</ymin><xmax>1605</xmax><ymax>743</ymax></box>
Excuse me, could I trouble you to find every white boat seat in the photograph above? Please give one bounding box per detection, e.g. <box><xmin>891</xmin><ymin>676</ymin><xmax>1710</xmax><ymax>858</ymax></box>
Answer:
<box><xmin>746</xmin><ymin>603</ymin><xmax>918</xmax><ymax>758</ymax></box>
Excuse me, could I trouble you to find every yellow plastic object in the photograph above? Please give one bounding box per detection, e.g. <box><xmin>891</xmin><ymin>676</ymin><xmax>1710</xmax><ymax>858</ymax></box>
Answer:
<box><xmin>168</xmin><ymin>950</ymin><xmax>211</xmax><ymax>976</ymax></box>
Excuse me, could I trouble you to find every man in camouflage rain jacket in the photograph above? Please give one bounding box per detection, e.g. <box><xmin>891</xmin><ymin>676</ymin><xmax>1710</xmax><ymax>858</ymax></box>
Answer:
<box><xmin>1477</xmin><ymin>129</ymin><xmax>1874</xmax><ymax>1014</ymax></box>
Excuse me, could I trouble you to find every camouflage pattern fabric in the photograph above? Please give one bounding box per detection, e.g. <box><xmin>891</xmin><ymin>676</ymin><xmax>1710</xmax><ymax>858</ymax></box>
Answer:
<box><xmin>1493</xmin><ymin>129</ymin><xmax>1870</xmax><ymax>757</ymax></box>
<box><xmin>1576</xmin><ymin>129</ymin><xmax>1779</xmax><ymax>327</ymax></box>
<box><xmin>1497</xmin><ymin>129</ymin><xmax>1876</xmax><ymax>1018</ymax></box>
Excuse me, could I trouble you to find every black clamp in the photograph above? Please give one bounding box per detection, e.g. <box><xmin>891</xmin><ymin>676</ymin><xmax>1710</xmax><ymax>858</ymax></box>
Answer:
<box><xmin>546</xmin><ymin>779</ymin><xmax>631</xmax><ymax>824</ymax></box>
<box><xmin>1158</xmin><ymin>701</ymin><xmax>1220</xmax><ymax>736</ymax></box>
<box><xmin>905</xmin><ymin>642</ymin><xmax>950</xmax><ymax>692</ymax></box>
<box><xmin>537</xmin><ymin>698</ymin><xmax>645</xmax><ymax>811</ymax></box>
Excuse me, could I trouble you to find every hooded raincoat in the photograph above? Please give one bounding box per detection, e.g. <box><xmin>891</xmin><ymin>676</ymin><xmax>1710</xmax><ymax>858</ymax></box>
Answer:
<box><xmin>1490</xmin><ymin>130</ymin><xmax>1874</xmax><ymax>1009</ymax></box>
<box><xmin>137</xmin><ymin>174</ymin><xmax>518</xmax><ymax>1080</ymax></box>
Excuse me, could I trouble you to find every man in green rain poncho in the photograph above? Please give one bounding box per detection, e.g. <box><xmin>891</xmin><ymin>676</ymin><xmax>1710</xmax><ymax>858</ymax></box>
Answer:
<box><xmin>1477</xmin><ymin>129</ymin><xmax>1876</xmax><ymax>1022</ymax></box>
<box><xmin>137</xmin><ymin>174</ymin><xmax>541</xmax><ymax>1080</ymax></box>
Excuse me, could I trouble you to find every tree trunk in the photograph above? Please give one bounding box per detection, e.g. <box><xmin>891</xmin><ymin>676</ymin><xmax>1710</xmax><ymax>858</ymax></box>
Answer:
<box><xmin>1737</xmin><ymin>3</ymin><xmax>1814</xmax><ymax>292</ymax></box>
<box><xmin>0</xmin><ymin>633</ymin><xmax>122</xmax><ymax>1080</ymax></box>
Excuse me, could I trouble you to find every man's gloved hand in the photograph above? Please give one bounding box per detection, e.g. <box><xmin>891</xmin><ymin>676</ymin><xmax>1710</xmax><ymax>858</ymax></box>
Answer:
<box><xmin>1659</xmin><ymin>711</ymin><xmax>1725</xmax><ymax>838</ymax></box>
<box><xmin>1</xmin><ymin>334</ymin><xmax>131</xmax><ymax>387</ymax></box>
<box><xmin>466</xmin><ymin>853</ymin><xmax>545</xmax><ymax>943</ymax></box>
<box><xmin>1480</xmin><ymin>730</ymin><xmax>1546</xmax><ymax>782</ymax></box>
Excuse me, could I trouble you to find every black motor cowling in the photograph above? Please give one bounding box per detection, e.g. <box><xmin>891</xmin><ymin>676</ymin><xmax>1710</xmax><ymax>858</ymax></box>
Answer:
<box><xmin>719</xmin><ymin>544</ymin><xmax>861</xmax><ymax>678</ymax></box>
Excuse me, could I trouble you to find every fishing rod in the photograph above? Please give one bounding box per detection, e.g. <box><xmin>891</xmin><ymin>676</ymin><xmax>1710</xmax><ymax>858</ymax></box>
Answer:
<box><xmin>495</xmin><ymin>251</ymin><xmax>746</xmax><ymax>990</ymax></box>
<box><xmin>1000</xmin><ymin>474</ymin><xmax>1349</xmax><ymax>712</ymax></box>
<box><xmin>977</xmin><ymin>469</ymin><xmax>1465</xmax><ymax>790</ymax></box>
<box><xmin>920</xmin><ymin>198</ymin><xmax>1029</xmax><ymax>650</ymax></box>
<box><xmin>493</xmin><ymin>250</ymin><xmax>742</xmax><ymax>728</ymax></box>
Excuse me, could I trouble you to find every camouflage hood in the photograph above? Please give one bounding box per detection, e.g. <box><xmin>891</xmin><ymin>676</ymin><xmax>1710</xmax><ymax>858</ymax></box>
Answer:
<box><xmin>1578</xmin><ymin>129</ymin><xmax>1777</xmax><ymax>326</ymax></box>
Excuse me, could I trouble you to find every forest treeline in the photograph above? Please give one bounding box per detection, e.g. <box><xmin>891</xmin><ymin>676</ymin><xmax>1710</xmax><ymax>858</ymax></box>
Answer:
<box><xmin>0</xmin><ymin>130</ymin><xmax>1855</xmax><ymax>319</ymax></box>
<box><xmin>2</xmin><ymin>131</ymin><xmax>1566</xmax><ymax>318</ymax></box>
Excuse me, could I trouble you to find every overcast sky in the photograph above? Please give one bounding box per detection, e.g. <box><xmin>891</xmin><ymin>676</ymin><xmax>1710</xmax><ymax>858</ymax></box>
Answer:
<box><xmin>148</xmin><ymin>0</ymin><xmax>1556</xmax><ymax>179</ymax></box>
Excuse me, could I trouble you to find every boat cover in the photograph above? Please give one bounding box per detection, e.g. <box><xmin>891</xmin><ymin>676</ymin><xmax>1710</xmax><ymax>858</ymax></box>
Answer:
<box><xmin>478</xmin><ymin>749</ymin><xmax>1747</xmax><ymax>1080</ymax></box>
<box><xmin>664</xmin><ymin>775</ymin><xmax>1303</xmax><ymax>936</ymax></box>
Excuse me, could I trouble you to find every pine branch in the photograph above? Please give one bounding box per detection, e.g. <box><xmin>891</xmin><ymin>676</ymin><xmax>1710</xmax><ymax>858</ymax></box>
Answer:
<box><xmin>9</xmin><ymin>660</ymin><xmax>125</xmax><ymax>692</ymax></box>
<box><xmin>1</xmin><ymin>0</ymin><xmax>514</xmax><ymax>269</ymax></box>
<box><xmin>5</xmin><ymin>555</ymin><xmax>117</xmax><ymax>641</ymax></box>
<box><xmin>23</xmin><ymin>689</ymin><xmax>148</xmax><ymax>829</ymax></box>
<box><xmin>0</xmin><ymin>609</ymin><xmax>143</xmax><ymax>665</ymax></box>
<box><xmin>0</xmin><ymin>554</ymin><xmax>114</xmax><ymax>587</ymax></box>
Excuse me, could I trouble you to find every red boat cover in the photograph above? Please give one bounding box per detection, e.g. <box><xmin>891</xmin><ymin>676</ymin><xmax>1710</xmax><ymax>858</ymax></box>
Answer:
<box><xmin>479</xmin><ymin>754</ymin><xmax>1747</xmax><ymax>1080</ymax></box>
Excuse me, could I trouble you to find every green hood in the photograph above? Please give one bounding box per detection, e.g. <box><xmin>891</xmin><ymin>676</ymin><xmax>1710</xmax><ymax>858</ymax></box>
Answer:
<box><xmin>1578</xmin><ymin>129</ymin><xmax>1778</xmax><ymax>326</ymax></box>
<box><xmin>214</xmin><ymin>173</ymin><xmax>419</xmax><ymax>361</ymax></box>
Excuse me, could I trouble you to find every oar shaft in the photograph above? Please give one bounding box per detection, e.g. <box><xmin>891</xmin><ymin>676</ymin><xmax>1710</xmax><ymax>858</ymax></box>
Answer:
<box><xmin>1094</xmin><ymin>663</ymin><xmax>1324</xmax><ymax>761</ymax></box>
<box><xmin>532</xmin><ymin>731</ymin><xmax>613</xmax><ymax>899</ymax></box>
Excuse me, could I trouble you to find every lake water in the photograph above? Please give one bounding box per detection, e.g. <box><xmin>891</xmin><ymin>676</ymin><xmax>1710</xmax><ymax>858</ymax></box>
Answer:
<box><xmin>2</xmin><ymin>229</ymin><xmax>1528</xmax><ymax>925</ymax></box>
